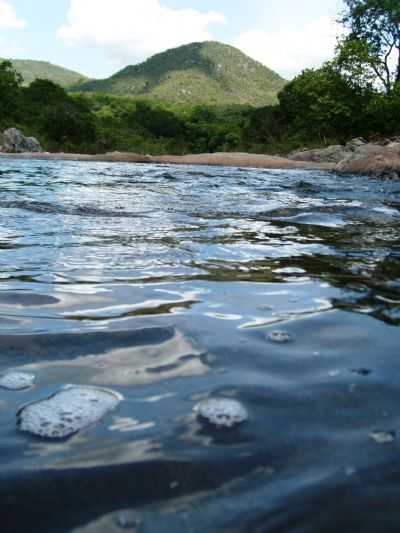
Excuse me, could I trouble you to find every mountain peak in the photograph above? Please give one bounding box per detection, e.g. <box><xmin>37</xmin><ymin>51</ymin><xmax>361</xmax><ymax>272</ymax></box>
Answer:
<box><xmin>3</xmin><ymin>59</ymin><xmax>90</xmax><ymax>88</ymax></box>
<box><xmin>74</xmin><ymin>40</ymin><xmax>286</xmax><ymax>107</ymax></box>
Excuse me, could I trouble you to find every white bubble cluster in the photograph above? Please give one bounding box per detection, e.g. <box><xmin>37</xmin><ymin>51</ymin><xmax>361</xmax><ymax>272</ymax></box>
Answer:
<box><xmin>17</xmin><ymin>385</ymin><xmax>123</xmax><ymax>439</ymax></box>
<box><xmin>370</xmin><ymin>430</ymin><xmax>396</xmax><ymax>444</ymax></box>
<box><xmin>267</xmin><ymin>330</ymin><xmax>292</xmax><ymax>344</ymax></box>
<box><xmin>194</xmin><ymin>398</ymin><xmax>248</xmax><ymax>429</ymax></box>
<box><xmin>0</xmin><ymin>372</ymin><xmax>35</xmax><ymax>391</ymax></box>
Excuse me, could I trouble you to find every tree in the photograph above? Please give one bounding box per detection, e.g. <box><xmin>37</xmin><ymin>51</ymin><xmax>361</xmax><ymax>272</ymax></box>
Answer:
<box><xmin>127</xmin><ymin>101</ymin><xmax>184</xmax><ymax>138</ymax></box>
<box><xmin>337</xmin><ymin>0</ymin><xmax>400</xmax><ymax>93</ymax></box>
<box><xmin>0</xmin><ymin>60</ymin><xmax>22</xmax><ymax>122</ymax></box>
<box><xmin>42</xmin><ymin>98</ymin><xmax>97</xmax><ymax>146</ymax></box>
<box><xmin>24</xmin><ymin>79</ymin><xmax>68</xmax><ymax>105</ymax></box>
<box><xmin>276</xmin><ymin>63</ymin><xmax>372</xmax><ymax>142</ymax></box>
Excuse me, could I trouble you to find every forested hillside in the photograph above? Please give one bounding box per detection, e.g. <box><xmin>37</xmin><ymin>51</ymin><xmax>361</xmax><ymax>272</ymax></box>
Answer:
<box><xmin>74</xmin><ymin>41</ymin><xmax>286</xmax><ymax>107</ymax></box>
<box><xmin>1</xmin><ymin>59</ymin><xmax>89</xmax><ymax>88</ymax></box>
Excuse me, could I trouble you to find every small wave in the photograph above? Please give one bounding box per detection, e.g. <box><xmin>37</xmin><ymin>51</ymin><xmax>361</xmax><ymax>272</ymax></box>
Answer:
<box><xmin>0</xmin><ymin>200</ymin><xmax>148</xmax><ymax>218</ymax></box>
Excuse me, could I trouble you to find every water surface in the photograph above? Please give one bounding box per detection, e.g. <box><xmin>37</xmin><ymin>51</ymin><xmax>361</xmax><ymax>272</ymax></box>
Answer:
<box><xmin>1</xmin><ymin>159</ymin><xmax>400</xmax><ymax>532</ymax></box>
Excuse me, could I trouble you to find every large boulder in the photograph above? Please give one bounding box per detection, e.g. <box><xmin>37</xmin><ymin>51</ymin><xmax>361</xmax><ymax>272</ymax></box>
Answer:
<box><xmin>289</xmin><ymin>138</ymin><xmax>400</xmax><ymax>178</ymax></box>
<box><xmin>338</xmin><ymin>142</ymin><xmax>400</xmax><ymax>179</ymax></box>
<box><xmin>339</xmin><ymin>141</ymin><xmax>386</xmax><ymax>164</ymax></box>
<box><xmin>0</xmin><ymin>128</ymin><xmax>42</xmax><ymax>153</ymax></box>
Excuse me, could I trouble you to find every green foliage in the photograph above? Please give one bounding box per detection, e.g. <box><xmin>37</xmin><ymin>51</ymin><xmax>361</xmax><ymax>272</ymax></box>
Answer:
<box><xmin>243</xmin><ymin>62</ymin><xmax>400</xmax><ymax>152</ymax></box>
<box><xmin>0</xmin><ymin>61</ymin><xmax>22</xmax><ymax>125</ymax></box>
<box><xmin>338</xmin><ymin>0</ymin><xmax>400</xmax><ymax>93</ymax></box>
<box><xmin>24</xmin><ymin>79</ymin><xmax>69</xmax><ymax>105</ymax></box>
<box><xmin>74</xmin><ymin>41</ymin><xmax>286</xmax><ymax>107</ymax></box>
<box><xmin>126</xmin><ymin>101</ymin><xmax>184</xmax><ymax>137</ymax></box>
<box><xmin>87</xmin><ymin>95</ymin><xmax>251</xmax><ymax>155</ymax></box>
<box><xmin>0</xmin><ymin>39</ymin><xmax>399</xmax><ymax>159</ymax></box>
<box><xmin>275</xmin><ymin>63</ymin><xmax>373</xmax><ymax>142</ymax></box>
<box><xmin>363</xmin><ymin>83</ymin><xmax>400</xmax><ymax>135</ymax></box>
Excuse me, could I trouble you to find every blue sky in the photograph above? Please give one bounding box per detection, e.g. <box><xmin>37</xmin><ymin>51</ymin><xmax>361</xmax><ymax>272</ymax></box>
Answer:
<box><xmin>0</xmin><ymin>0</ymin><xmax>344</xmax><ymax>79</ymax></box>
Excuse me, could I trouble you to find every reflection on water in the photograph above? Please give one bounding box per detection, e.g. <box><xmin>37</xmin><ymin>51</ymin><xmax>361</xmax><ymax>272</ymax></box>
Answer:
<box><xmin>0</xmin><ymin>159</ymin><xmax>400</xmax><ymax>532</ymax></box>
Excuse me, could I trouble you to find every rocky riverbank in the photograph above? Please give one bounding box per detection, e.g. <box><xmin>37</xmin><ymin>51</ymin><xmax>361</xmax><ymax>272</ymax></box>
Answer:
<box><xmin>289</xmin><ymin>138</ymin><xmax>400</xmax><ymax>179</ymax></box>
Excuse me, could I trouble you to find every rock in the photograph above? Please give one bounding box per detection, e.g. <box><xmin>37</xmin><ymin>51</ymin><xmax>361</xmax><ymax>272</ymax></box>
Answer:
<box><xmin>289</xmin><ymin>138</ymin><xmax>400</xmax><ymax>179</ymax></box>
<box><xmin>338</xmin><ymin>153</ymin><xmax>400</xmax><ymax>179</ymax></box>
<box><xmin>345</xmin><ymin>137</ymin><xmax>366</xmax><ymax>151</ymax></box>
<box><xmin>339</xmin><ymin>143</ymin><xmax>385</xmax><ymax>164</ymax></box>
<box><xmin>338</xmin><ymin>141</ymin><xmax>400</xmax><ymax>178</ymax></box>
<box><xmin>288</xmin><ymin>145</ymin><xmax>349</xmax><ymax>164</ymax></box>
<box><xmin>24</xmin><ymin>136</ymin><xmax>42</xmax><ymax>152</ymax></box>
<box><xmin>0</xmin><ymin>128</ymin><xmax>42</xmax><ymax>153</ymax></box>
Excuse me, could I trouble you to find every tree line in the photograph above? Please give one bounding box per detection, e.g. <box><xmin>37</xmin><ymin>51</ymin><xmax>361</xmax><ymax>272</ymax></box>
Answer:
<box><xmin>0</xmin><ymin>0</ymin><xmax>398</xmax><ymax>155</ymax></box>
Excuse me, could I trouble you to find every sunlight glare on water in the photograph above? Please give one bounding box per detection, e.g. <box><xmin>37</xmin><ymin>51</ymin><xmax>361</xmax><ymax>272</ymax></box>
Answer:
<box><xmin>0</xmin><ymin>159</ymin><xmax>400</xmax><ymax>532</ymax></box>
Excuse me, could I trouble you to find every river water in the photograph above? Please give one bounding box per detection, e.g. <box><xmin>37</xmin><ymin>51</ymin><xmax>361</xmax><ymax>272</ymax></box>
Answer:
<box><xmin>0</xmin><ymin>159</ymin><xmax>400</xmax><ymax>532</ymax></box>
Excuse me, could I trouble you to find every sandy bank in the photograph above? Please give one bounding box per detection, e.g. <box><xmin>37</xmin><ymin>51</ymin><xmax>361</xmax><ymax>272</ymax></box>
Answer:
<box><xmin>1</xmin><ymin>149</ymin><xmax>398</xmax><ymax>178</ymax></box>
<box><xmin>0</xmin><ymin>151</ymin><xmax>335</xmax><ymax>171</ymax></box>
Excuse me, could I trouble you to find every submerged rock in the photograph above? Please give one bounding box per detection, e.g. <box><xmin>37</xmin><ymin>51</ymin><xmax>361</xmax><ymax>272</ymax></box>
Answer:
<box><xmin>17</xmin><ymin>385</ymin><xmax>123</xmax><ymax>439</ymax></box>
<box><xmin>0</xmin><ymin>371</ymin><xmax>35</xmax><ymax>391</ymax></box>
<box><xmin>194</xmin><ymin>398</ymin><xmax>248</xmax><ymax>428</ymax></box>
<box><xmin>0</xmin><ymin>128</ymin><xmax>42</xmax><ymax>153</ymax></box>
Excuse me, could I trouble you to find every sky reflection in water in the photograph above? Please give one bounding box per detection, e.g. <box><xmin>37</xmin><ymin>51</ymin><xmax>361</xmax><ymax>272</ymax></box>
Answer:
<box><xmin>0</xmin><ymin>160</ymin><xmax>400</xmax><ymax>532</ymax></box>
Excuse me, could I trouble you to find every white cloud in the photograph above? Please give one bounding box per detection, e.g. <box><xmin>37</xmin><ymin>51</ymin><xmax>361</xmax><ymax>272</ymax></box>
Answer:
<box><xmin>235</xmin><ymin>16</ymin><xmax>340</xmax><ymax>79</ymax></box>
<box><xmin>58</xmin><ymin>0</ymin><xmax>225</xmax><ymax>68</ymax></box>
<box><xmin>0</xmin><ymin>0</ymin><xmax>25</xmax><ymax>29</ymax></box>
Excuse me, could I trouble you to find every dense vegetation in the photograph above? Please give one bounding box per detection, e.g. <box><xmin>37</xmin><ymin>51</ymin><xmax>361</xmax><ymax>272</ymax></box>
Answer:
<box><xmin>74</xmin><ymin>42</ymin><xmax>286</xmax><ymax>107</ymax></box>
<box><xmin>0</xmin><ymin>59</ymin><xmax>89</xmax><ymax>88</ymax></box>
<box><xmin>0</xmin><ymin>61</ymin><xmax>251</xmax><ymax>153</ymax></box>
<box><xmin>0</xmin><ymin>1</ymin><xmax>398</xmax><ymax>156</ymax></box>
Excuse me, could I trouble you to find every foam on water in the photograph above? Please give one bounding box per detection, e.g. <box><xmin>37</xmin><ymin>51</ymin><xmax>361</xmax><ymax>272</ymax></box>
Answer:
<box><xmin>369</xmin><ymin>430</ymin><xmax>396</xmax><ymax>444</ymax></box>
<box><xmin>0</xmin><ymin>372</ymin><xmax>35</xmax><ymax>391</ymax></box>
<box><xmin>267</xmin><ymin>330</ymin><xmax>292</xmax><ymax>343</ymax></box>
<box><xmin>194</xmin><ymin>398</ymin><xmax>248</xmax><ymax>428</ymax></box>
<box><xmin>17</xmin><ymin>385</ymin><xmax>123</xmax><ymax>439</ymax></box>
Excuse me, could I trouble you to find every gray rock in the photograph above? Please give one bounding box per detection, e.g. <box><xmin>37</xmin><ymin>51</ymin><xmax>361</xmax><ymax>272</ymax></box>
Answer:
<box><xmin>289</xmin><ymin>138</ymin><xmax>400</xmax><ymax>178</ymax></box>
<box><xmin>0</xmin><ymin>128</ymin><xmax>42</xmax><ymax>153</ymax></box>
<box><xmin>339</xmin><ymin>143</ymin><xmax>386</xmax><ymax>164</ymax></box>
<box><xmin>288</xmin><ymin>144</ymin><xmax>349</xmax><ymax>164</ymax></box>
<box><xmin>345</xmin><ymin>137</ymin><xmax>366</xmax><ymax>151</ymax></box>
<box><xmin>24</xmin><ymin>136</ymin><xmax>42</xmax><ymax>152</ymax></box>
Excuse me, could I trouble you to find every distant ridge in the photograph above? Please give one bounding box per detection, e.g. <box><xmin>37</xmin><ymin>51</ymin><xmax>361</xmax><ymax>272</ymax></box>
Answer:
<box><xmin>2</xmin><ymin>59</ymin><xmax>90</xmax><ymax>88</ymax></box>
<box><xmin>73</xmin><ymin>41</ymin><xmax>286</xmax><ymax>107</ymax></box>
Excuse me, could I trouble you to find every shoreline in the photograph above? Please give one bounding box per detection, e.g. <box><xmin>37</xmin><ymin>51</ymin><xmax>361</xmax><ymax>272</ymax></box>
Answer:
<box><xmin>1</xmin><ymin>150</ymin><xmax>399</xmax><ymax>178</ymax></box>
<box><xmin>0</xmin><ymin>151</ymin><xmax>335</xmax><ymax>171</ymax></box>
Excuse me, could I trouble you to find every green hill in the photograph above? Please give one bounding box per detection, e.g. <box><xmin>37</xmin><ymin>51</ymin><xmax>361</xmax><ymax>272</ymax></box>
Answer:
<box><xmin>74</xmin><ymin>41</ymin><xmax>286</xmax><ymax>107</ymax></box>
<box><xmin>3</xmin><ymin>59</ymin><xmax>90</xmax><ymax>88</ymax></box>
